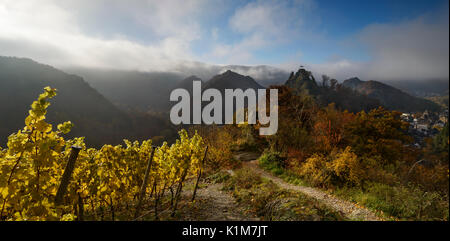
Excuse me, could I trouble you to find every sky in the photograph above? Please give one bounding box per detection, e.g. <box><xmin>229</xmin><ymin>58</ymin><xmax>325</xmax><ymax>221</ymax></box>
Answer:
<box><xmin>0</xmin><ymin>0</ymin><xmax>448</xmax><ymax>81</ymax></box>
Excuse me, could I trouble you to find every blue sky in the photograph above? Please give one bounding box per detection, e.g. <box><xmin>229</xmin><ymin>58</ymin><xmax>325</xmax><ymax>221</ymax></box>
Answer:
<box><xmin>189</xmin><ymin>0</ymin><xmax>448</xmax><ymax>65</ymax></box>
<box><xmin>282</xmin><ymin>0</ymin><xmax>448</xmax><ymax>64</ymax></box>
<box><xmin>0</xmin><ymin>0</ymin><xmax>448</xmax><ymax>81</ymax></box>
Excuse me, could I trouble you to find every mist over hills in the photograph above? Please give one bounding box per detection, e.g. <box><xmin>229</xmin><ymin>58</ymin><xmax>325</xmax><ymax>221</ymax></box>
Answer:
<box><xmin>0</xmin><ymin>56</ymin><xmax>274</xmax><ymax>144</ymax></box>
<box><xmin>169</xmin><ymin>62</ymin><xmax>289</xmax><ymax>87</ymax></box>
<box><xmin>66</xmin><ymin>65</ymin><xmax>283</xmax><ymax>112</ymax></box>
<box><xmin>384</xmin><ymin>79</ymin><xmax>449</xmax><ymax>98</ymax></box>
<box><xmin>1</xmin><ymin>55</ymin><xmax>446</xmax><ymax>147</ymax></box>
<box><xmin>66</xmin><ymin>67</ymin><xmax>268</xmax><ymax>113</ymax></box>
<box><xmin>217</xmin><ymin>65</ymin><xmax>289</xmax><ymax>87</ymax></box>
<box><xmin>66</xmin><ymin>67</ymin><xmax>185</xmax><ymax>112</ymax></box>
<box><xmin>0</xmin><ymin>56</ymin><xmax>175</xmax><ymax>147</ymax></box>
<box><xmin>67</xmin><ymin>62</ymin><xmax>447</xmax><ymax>114</ymax></box>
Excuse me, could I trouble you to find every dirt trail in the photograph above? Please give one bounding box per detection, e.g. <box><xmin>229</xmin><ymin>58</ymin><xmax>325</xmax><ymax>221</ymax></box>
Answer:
<box><xmin>176</xmin><ymin>182</ymin><xmax>260</xmax><ymax>221</ymax></box>
<box><xmin>240</xmin><ymin>157</ymin><xmax>383</xmax><ymax>221</ymax></box>
<box><xmin>170</xmin><ymin>152</ymin><xmax>382</xmax><ymax>221</ymax></box>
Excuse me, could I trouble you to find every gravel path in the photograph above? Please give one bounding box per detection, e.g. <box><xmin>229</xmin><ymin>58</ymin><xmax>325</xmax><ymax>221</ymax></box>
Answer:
<box><xmin>243</xmin><ymin>159</ymin><xmax>383</xmax><ymax>221</ymax></box>
<box><xmin>176</xmin><ymin>182</ymin><xmax>260</xmax><ymax>221</ymax></box>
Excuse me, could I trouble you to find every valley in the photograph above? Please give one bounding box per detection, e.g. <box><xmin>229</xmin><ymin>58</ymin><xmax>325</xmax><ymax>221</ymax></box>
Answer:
<box><xmin>0</xmin><ymin>56</ymin><xmax>448</xmax><ymax>221</ymax></box>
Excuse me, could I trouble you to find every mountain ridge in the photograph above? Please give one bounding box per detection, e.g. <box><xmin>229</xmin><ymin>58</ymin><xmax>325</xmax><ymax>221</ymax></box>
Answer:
<box><xmin>342</xmin><ymin>77</ymin><xmax>442</xmax><ymax>112</ymax></box>
<box><xmin>0</xmin><ymin>56</ymin><xmax>175</xmax><ymax>147</ymax></box>
<box><xmin>203</xmin><ymin>70</ymin><xmax>264</xmax><ymax>91</ymax></box>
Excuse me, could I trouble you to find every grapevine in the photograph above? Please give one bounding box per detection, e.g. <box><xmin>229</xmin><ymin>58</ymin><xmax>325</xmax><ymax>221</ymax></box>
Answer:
<box><xmin>0</xmin><ymin>87</ymin><xmax>206</xmax><ymax>221</ymax></box>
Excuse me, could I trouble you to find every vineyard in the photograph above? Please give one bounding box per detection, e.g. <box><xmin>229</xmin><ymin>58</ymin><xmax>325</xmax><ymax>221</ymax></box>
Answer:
<box><xmin>0</xmin><ymin>87</ymin><xmax>207</xmax><ymax>221</ymax></box>
<box><xmin>1</xmin><ymin>86</ymin><xmax>448</xmax><ymax>222</ymax></box>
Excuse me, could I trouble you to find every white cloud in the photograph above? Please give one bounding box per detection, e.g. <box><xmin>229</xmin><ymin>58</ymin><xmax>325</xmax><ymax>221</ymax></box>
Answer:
<box><xmin>360</xmin><ymin>14</ymin><xmax>449</xmax><ymax>81</ymax></box>
<box><xmin>0</xmin><ymin>0</ymin><xmax>215</xmax><ymax>71</ymax></box>
<box><xmin>308</xmin><ymin>11</ymin><xmax>449</xmax><ymax>82</ymax></box>
<box><xmin>209</xmin><ymin>33</ymin><xmax>269</xmax><ymax>64</ymax></box>
<box><xmin>307</xmin><ymin>59</ymin><xmax>366</xmax><ymax>81</ymax></box>
<box><xmin>0</xmin><ymin>0</ymin><xmax>447</xmax><ymax>84</ymax></box>
<box><xmin>206</xmin><ymin>0</ymin><xmax>312</xmax><ymax>64</ymax></box>
<box><xmin>230</xmin><ymin>1</ymin><xmax>291</xmax><ymax>37</ymax></box>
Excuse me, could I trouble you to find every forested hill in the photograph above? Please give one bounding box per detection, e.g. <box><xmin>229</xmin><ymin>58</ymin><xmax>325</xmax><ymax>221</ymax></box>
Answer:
<box><xmin>342</xmin><ymin>77</ymin><xmax>442</xmax><ymax>113</ymax></box>
<box><xmin>0</xmin><ymin>56</ymin><xmax>175</xmax><ymax>147</ymax></box>
<box><xmin>66</xmin><ymin>67</ymin><xmax>185</xmax><ymax>112</ymax></box>
<box><xmin>285</xmin><ymin>68</ymin><xmax>381</xmax><ymax>113</ymax></box>
<box><xmin>284</xmin><ymin>67</ymin><xmax>443</xmax><ymax>113</ymax></box>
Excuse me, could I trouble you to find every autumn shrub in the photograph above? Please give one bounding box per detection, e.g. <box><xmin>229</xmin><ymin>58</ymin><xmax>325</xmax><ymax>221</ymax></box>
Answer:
<box><xmin>285</xmin><ymin>148</ymin><xmax>308</xmax><ymax>172</ymax></box>
<box><xmin>299</xmin><ymin>147</ymin><xmax>371</xmax><ymax>187</ymax></box>
<box><xmin>258</xmin><ymin>151</ymin><xmax>286</xmax><ymax>175</ymax></box>
<box><xmin>298</xmin><ymin>153</ymin><xmax>332</xmax><ymax>187</ymax></box>
<box><xmin>224</xmin><ymin>168</ymin><xmax>263</xmax><ymax>190</ymax></box>
<box><xmin>404</xmin><ymin>163</ymin><xmax>449</xmax><ymax>195</ymax></box>
<box><xmin>190</xmin><ymin>125</ymin><xmax>239</xmax><ymax>170</ymax></box>
<box><xmin>328</xmin><ymin>147</ymin><xmax>365</xmax><ymax>186</ymax></box>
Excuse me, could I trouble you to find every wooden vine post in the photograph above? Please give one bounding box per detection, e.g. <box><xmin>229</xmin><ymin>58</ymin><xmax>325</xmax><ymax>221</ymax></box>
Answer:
<box><xmin>171</xmin><ymin>151</ymin><xmax>193</xmax><ymax>217</ymax></box>
<box><xmin>134</xmin><ymin>146</ymin><xmax>156</xmax><ymax>219</ymax></box>
<box><xmin>191</xmin><ymin>146</ymin><xmax>208</xmax><ymax>202</ymax></box>
<box><xmin>55</xmin><ymin>145</ymin><xmax>82</xmax><ymax>205</ymax></box>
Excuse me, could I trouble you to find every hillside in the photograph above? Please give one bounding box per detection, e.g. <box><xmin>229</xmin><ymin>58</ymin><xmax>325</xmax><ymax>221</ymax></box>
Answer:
<box><xmin>66</xmin><ymin>67</ymin><xmax>185</xmax><ymax>112</ymax></box>
<box><xmin>342</xmin><ymin>77</ymin><xmax>442</xmax><ymax>112</ymax></box>
<box><xmin>427</xmin><ymin>95</ymin><xmax>449</xmax><ymax>109</ymax></box>
<box><xmin>386</xmin><ymin>79</ymin><xmax>449</xmax><ymax>98</ymax></box>
<box><xmin>66</xmin><ymin>66</ymin><xmax>287</xmax><ymax>112</ymax></box>
<box><xmin>285</xmin><ymin>68</ymin><xmax>321</xmax><ymax>96</ymax></box>
<box><xmin>284</xmin><ymin>68</ymin><xmax>381</xmax><ymax>112</ymax></box>
<box><xmin>0</xmin><ymin>56</ymin><xmax>174</xmax><ymax>147</ymax></box>
<box><xmin>167</xmin><ymin>71</ymin><xmax>265</xmax><ymax>124</ymax></box>
<box><xmin>203</xmin><ymin>70</ymin><xmax>264</xmax><ymax>91</ymax></box>
<box><xmin>174</xmin><ymin>75</ymin><xmax>203</xmax><ymax>94</ymax></box>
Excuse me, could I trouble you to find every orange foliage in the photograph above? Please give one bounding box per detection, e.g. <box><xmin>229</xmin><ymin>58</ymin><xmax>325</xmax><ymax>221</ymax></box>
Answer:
<box><xmin>313</xmin><ymin>103</ymin><xmax>354</xmax><ymax>152</ymax></box>
<box><xmin>345</xmin><ymin>107</ymin><xmax>412</xmax><ymax>166</ymax></box>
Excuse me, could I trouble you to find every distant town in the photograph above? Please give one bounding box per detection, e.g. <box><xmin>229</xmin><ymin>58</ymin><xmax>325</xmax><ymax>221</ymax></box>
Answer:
<box><xmin>401</xmin><ymin>109</ymin><xmax>449</xmax><ymax>147</ymax></box>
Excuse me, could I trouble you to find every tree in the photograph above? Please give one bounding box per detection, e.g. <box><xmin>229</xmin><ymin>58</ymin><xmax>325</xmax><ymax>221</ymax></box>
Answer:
<box><xmin>432</xmin><ymin>122</ymin><xmax>449</xmax><ymax>157</ymax></box>
<box><xmin>263</xmin><ymin>85</ymin><xmax>318</xmax><ymax>152</ymax></box>
<box><xmin>313</xmin><ymin>103</ymin><xmax>354</xmax><ymax>152</ymax></box>
<box><xmin>345</xmin><ymin>107</ymin><xmax>412</xmax><ymax>166</ymax></box>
